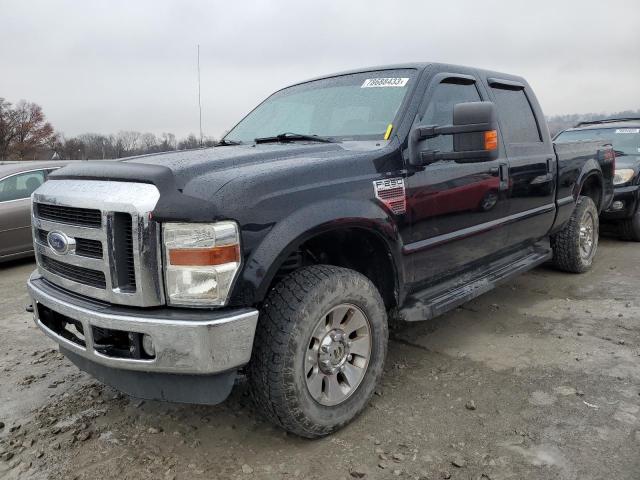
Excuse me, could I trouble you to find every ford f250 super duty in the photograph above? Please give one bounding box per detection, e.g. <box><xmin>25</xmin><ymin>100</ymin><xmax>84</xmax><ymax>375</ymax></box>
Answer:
<box><xmin>27</xmin><ymin>63</ymin><xmax>615</xmax><ymax>438</ymax></box>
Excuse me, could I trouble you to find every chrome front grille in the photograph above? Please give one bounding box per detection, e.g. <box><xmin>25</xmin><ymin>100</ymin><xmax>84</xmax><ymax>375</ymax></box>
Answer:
<box><xmin>35</xmin><ymin>203</ymin><xmax>102</xmax><ymax>227</ymax></box>
<box><xmin>32</xmin><ymin>179</ymin><xmax>165</xmax><ymax>307</ymax></box>
<box><xmin>41</xmin><ymin>256</ymin><xmax>107</xmax><ymax>289</ymax></box>
<box><xmin>37</xmin><ymin>228</ymin><xmax>104</xmax><ymax>259</ymax></box>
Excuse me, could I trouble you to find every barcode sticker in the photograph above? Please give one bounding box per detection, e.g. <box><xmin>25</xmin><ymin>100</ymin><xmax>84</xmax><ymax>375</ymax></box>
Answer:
<box><xmin>361</xmin><ymin>78</ymin><xmax>409</xmax><ymax>88</ymax></box>
<box><xmin>615</xmin><ymin>128</ymin><xmax>640</xmax><ymax>134</ymax></box>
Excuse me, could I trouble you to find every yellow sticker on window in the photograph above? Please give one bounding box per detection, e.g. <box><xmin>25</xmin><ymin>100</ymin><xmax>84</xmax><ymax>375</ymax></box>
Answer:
<box><xmin>384</xmin><ymin>124</ymin><xmax>393</xmax><ymax>140</ymax></box>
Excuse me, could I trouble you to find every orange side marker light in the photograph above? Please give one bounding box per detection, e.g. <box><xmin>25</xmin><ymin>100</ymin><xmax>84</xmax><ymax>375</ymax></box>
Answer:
<box><xmin>484</xmin><ymin>130</ymin><xmax>498</xmax><ymax>151</ymax></box>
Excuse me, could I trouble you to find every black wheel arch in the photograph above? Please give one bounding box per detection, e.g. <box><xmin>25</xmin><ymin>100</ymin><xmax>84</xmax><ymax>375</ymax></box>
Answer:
<box><xmin>236</xmin><ymin>198</ymin><xmax>406</xmax><ymax>309</ymax></box>
<box><xmin>575</xmin><ymin>169</ymin><xmax>604</xmax><ymax>212</ymax></box>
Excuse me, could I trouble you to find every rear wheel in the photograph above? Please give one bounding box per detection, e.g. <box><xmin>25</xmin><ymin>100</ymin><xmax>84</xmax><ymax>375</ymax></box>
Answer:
<box><xmin>248</xmin><ymin>265</ymin><xmax>388</xmax><ymax>438</ymax></box>
<box><xmin>551</xmin><ymin>196</ymin><xmax>599</xmax><ymax>273</ymax></box>
<box><xmin>620</xmin><ymin>209</ymin><xmax>640</xmax><ymax>242</ymax></box>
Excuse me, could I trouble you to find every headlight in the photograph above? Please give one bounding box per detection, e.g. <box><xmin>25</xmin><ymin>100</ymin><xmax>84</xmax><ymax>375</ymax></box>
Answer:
<box><xmin>613</xmin><ymin>169</ymin><xmax>635</xmax><ymax>185</ymax></box>
<box><xmin>163</xmin><ymin>222</ymin><xmax>241</xmax><ymax>307</ymax></box>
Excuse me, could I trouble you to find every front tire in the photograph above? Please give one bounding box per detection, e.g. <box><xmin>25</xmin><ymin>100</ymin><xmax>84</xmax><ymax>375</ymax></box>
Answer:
<box><xmin>551</xmin><ymin>195</ymin><xmax>599</xmax><ymax>273</ymax></box>
<box><xmin>620</xmin><ymin>209</ymin><xmax>640</xmax><ymax>242</ymax></box>
<box><xmin>248</xmin><ymin>265</ymin><xmax>388</xmax><ymax>438</ymax></box>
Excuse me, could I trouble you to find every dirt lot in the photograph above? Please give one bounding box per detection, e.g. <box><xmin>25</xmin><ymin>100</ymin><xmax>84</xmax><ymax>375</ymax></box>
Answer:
<box><xmin>1</xmin><ymin>238</ymin><xmax>639</xmax><ymax>480</ymax></box>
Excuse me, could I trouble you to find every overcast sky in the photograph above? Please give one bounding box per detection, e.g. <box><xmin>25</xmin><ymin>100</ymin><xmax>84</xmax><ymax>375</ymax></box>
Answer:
<box><xmin>1</xmin><ymin>0</ymin><xmax>639</xmax><ymax>139</ymax></box>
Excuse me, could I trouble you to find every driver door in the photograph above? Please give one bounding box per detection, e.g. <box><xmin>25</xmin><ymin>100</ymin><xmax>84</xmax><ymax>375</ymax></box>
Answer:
<box><xmin>405</xmin><ymin>71</ymin><xmax>509</xmax><ymax>286</ymax></box>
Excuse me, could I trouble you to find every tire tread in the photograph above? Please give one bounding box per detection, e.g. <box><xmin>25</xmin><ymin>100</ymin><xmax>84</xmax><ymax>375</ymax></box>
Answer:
<box><xmin>248</xmin><ymin>265</ymin><xmax>386</xmax><ymax>438</ymax></box>
<box><xmin>551</xmin><ymin>196</ymin><xmax>598</xmax><ymax>273</ymax></box>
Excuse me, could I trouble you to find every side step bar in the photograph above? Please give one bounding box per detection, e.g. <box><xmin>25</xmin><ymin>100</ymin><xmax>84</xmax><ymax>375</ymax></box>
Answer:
<box><xmin>398</xmin><ymin>245</ymin><xmax>552</xmax><ymax>322</ymax></box>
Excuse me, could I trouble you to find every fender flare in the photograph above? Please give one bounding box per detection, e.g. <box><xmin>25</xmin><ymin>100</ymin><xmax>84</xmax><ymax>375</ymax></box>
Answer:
<box><xmin>238</xmin><ymin>198</ymin><xmax>406</xmax><ymax>305</ymax></box>
<box><xmin>574</xmin><ymin>159</ymin><xmax>604</xmax><ymax>210</ymax></box>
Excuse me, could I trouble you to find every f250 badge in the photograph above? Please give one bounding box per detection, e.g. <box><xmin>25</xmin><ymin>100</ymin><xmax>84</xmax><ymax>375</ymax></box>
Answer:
<box><xmin>373</xmin><ymin>178</ymin><xmax>406</xmax><ymax>215</ymax></box>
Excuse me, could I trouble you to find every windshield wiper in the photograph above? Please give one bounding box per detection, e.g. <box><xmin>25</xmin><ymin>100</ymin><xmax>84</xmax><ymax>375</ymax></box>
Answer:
<box><xmin>254</xmin><ymin>132</ymin><xmax>336</xmax><ymax>144</ymax></box>
<box><xmin>214</xmin><ymin>139</ymin><xmax>242</xmax><ymax>146</ymax></box>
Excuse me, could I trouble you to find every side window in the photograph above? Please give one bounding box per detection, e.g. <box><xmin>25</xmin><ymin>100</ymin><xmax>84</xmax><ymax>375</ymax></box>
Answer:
<box><xmin>421</xmin><ymin>81</ymin><xmax>482</xmax><ymax>152</ymax></box>
<box><xmin>490</xmin><ymin>86</ymin><xmax>541</xmax><ymax>143</ymax></box>
<box><xmin>0</xmin><ymin>170</ymin><xmax>46</xmax><ymax>202</ymax></box>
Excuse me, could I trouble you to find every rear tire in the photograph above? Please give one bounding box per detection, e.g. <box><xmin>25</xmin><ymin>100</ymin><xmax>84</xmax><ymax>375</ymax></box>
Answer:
<box><xmin>248</xmin><ymin>265</ymin><xmax>388</xmax><ymax>438</ymax></box>
<box><xmin>551</xmin><ymin>196</ymin><xmax>599</xmax><ymax>273</ymax></box>
<box><xmin>620</xmin><ymin>210</ymin><xmax>640</xmax><ymax>242</ymax></box>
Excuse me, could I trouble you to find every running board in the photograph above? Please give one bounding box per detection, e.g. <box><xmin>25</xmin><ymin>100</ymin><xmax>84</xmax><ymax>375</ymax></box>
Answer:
<box><xmin>398</xmin><ymin>245</ymin><xmax>552</xmax><ymax>322</ymax></box>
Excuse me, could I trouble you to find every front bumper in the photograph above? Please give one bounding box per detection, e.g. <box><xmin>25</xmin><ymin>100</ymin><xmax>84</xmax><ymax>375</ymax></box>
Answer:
<box><xmin>27</xmin><ymin>272</ymin><xmax>259</xmax><ymax>403</ymax></box>
<box><xmin>601</xmin><ymin>184</ymin><xmax>639</xmax><ymax>220</ymax></box>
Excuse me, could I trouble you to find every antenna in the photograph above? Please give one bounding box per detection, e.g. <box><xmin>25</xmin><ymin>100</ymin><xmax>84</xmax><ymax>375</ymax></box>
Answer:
<box><xmin>197</xmin><ymin>44</ymin><xmax>203</xmax><ymax>147</ymax></box>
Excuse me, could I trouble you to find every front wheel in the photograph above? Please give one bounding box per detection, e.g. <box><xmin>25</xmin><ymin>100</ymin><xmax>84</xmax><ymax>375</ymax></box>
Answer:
<box><xmin>620</xmin><ymin>209</ymin><xmax>640</xmax><ymax>242</ymax></box>
<box><xmin>551</xmin><ymin>195</ymin><xmax>599</xmax><ymax>273</ymax></box>
<box><xmin>248</xmin><ymin>265</ymin><xmax>388</xmax><ymax>438</ymax></box>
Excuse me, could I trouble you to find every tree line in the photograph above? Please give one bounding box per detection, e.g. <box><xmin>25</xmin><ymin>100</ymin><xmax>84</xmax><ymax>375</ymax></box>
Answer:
<box><xmin>1</xmin><ymin>96</ymin><xmax>639</xmax><ymax>161</ymax></box>
<box><xmin>0</xmin><ymin>97</ymin><xmax>216</xmax><ymax>161</ymax></box>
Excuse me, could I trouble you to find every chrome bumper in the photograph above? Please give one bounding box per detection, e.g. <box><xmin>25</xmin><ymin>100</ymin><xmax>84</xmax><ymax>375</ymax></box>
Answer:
<box><xmin>27</xmin><ymin>272</ymin><xmax>259</xmax><ymax>375</ymax></box>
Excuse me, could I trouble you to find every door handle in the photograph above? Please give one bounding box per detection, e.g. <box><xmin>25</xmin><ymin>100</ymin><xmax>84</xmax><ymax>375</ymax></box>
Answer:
<box><xmin>546</xmin><ymin>158</ymin><xmax>554</xmax><ymax>173</ymax></box>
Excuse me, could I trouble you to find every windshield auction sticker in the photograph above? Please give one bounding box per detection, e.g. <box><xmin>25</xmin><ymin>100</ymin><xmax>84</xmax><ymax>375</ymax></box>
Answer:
<box><xmin>615</xmin><ymin>129</ymin><xmax>640</xmax><ymax>134</ymax></box>
<box><xmin>361</xmin><ymin>78</ymin><xmax>409</xmax><ymax>88</ymax></box>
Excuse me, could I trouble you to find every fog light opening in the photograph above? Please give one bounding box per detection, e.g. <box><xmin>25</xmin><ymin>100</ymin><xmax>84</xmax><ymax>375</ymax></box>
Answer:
<box><xmin>142</xmin><ymin>334</ymin><xmax>156</xmax><ymax>357</ymax></box>
<box><xmin>611</xmin><ymin>201</ymin><xmax>624</xmax><ymax>211</ymax></box>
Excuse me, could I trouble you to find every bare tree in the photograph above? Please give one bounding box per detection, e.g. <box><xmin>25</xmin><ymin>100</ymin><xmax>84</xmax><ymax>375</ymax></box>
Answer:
<box><xmin>60</xmin><ymin>137</ymin><xmax>86</xmax><ymax>160</ymax></box>
<box><xmin>141</xmin><ymin>132</ymin><xmax>158</xmax><ymax>153</ymax></box>
<box><xmin>159</xmin><ymin>132</ymin><xmax>177</xmax><ymax>152</ymax></box>
<box><xmin>178</xmin><ymin>134</ymin><xmax>200</xmax><ymax>150</ymax></box>
<box><xmin>0</xmin><ymin>98</ymin><xmax>18</xmax><ymax>160</ymax></box>
<box><xmin>77</xmin><ymin>133</ymin><xmax>116</xmax><ymax>159</ymax></box>
<box><xmin>10</xmin><ymin>100</ymin><xmax>55</xmax><ymax>160</ymax></box>
<box><xmin>116</xmin><ymin>130</ymin><xmax>141</xmax><ymax>157</ymax></box>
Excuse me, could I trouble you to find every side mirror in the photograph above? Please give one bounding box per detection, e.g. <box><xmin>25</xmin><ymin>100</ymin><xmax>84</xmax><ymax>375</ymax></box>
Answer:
<box><xmin>409</xmin><ymin>101</ymin><xmax>499</xmax><ymax>167</ymax></box>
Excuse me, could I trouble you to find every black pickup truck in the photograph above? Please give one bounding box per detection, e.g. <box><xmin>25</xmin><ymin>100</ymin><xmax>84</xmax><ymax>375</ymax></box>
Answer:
<box><xmin>28</xmin><ymin>63</ymin><xmax>614</xmax><ymax>438</ymax></box>
<box><xmin>555</xmin><ymin>118</ymin><xmax>640</xmax><ymax>240</ymax></box>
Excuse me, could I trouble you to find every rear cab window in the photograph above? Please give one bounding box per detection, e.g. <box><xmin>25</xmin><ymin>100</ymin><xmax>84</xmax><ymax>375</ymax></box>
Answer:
<box><xmin>490</xmin><ymin>83</ymin><xmax>542</xmax><ymax>144</ymax></box>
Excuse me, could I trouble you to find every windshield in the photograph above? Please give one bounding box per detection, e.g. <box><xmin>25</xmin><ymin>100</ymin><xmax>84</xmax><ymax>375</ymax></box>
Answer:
<box><xmin>223</xmin><ymin>69</ymin><xmax>416</xmax><ymax>143</ymax></box>
<box><xmin>555</xmin><ymin>127</ymin><xmax>640</xmax><ymax>156</ymax></box>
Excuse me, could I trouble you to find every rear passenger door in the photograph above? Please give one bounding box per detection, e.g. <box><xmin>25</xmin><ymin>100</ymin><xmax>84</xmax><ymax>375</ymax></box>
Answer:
<box><xmin>406</xmin><ymin>71</ymin><xmax>509</xmax><ymax>285</ymax></box>
<box><xmin>487</xmin><ymin>79</ymin><xmax>556</xmax><ymax>249</ymax></box>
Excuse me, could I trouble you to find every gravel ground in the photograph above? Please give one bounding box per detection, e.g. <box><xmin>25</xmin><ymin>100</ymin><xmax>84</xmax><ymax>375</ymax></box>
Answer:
<box><xmin>1</xmin><ymin>238</ymin><xmax>639</xmax><ymax>480</ymax></box>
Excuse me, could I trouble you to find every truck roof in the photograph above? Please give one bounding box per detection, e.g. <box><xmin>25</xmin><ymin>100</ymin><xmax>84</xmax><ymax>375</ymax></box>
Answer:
<box><xmin>569</xmin><ymin>118</ymin><xmax>640</xmax><ymax>130</ymax></box>
<box><xmin>289</xmin><ymin>62</ymin><xmax>526</xmax><ymax>90</ymax></box>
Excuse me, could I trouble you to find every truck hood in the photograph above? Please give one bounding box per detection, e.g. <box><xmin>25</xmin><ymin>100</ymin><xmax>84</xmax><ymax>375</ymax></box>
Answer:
<box><xmin>49</xmin><ymin>141</ymin><xmax>392</xmax><ymax>222</ymax></box>
<box><xmin>126</xmin><ymin>142</ymin><xmax>378</xmax><ymax>191</ymax></box>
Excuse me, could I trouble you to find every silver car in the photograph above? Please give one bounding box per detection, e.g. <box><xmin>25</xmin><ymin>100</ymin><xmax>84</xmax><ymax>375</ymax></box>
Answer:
<box><xmin>0</xmin><ymin>161</ymin><xmax>67</xmax><ymax>262</ymax></box>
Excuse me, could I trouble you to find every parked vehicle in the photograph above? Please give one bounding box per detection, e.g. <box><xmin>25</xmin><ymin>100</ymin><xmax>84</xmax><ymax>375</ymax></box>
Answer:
<box><xmin>0</xmin><ymin>161</ymin><xmax>67</xmax><ymax>262</ymax></box>
<box><xmin>27</xmin><ymin>63</ymin><xmax>615</xmax><ymax>438</ymax></box>
<box><xmin>555</xmin><ymin>118</ymin><xmax>640</xmax><ymax>240</ymax></box>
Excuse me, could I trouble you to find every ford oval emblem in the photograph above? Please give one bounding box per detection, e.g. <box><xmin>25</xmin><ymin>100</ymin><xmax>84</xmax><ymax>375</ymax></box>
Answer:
<box><xmin>47</xmin><ymin>231</ymin><xmax>71</xmax><ymax>255</ymax></box>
